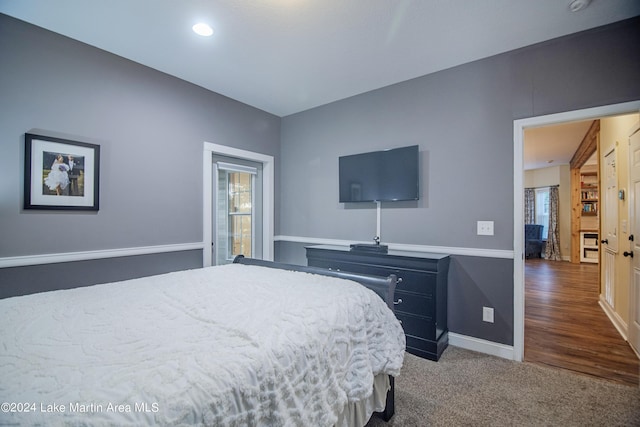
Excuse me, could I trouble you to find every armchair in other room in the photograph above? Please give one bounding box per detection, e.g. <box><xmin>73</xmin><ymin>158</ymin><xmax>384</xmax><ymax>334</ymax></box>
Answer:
<box><xmin>525</xmin><ymin>224</ymin><xmax>544</xmax><ymax>259</ymax></box>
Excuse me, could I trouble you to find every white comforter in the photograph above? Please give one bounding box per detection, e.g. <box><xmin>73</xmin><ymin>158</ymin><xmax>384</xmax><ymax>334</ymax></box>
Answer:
<box><xmin>0</xmin><ymin>264</ymin><xmax>405</xmax><ymax>426</ymax></box>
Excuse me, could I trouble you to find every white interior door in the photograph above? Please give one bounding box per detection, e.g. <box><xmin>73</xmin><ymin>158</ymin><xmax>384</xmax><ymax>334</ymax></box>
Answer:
<box><xmin>202</xmin><ymin>142</ymin><xmax>274</xmax><ymax>267</ymax></box>
<box><xmin>628</xmin><ymin>125</ymin><xmax>640</xmax><ymax>356</ymax></box>
<box><xmin>213</xmin><ymin>156</ymin><xmax>263</xmax><ymax>265</ymax></box>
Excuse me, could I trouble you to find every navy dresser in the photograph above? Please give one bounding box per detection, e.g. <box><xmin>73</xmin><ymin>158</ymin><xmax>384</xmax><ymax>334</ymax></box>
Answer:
<box><xmin>306</xmin><ymin>245</ymin><xmax>450</xmax><ymax>361</ymax></box>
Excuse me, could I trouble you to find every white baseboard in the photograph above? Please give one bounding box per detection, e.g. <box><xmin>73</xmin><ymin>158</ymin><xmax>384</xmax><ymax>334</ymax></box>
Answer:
<box><xmin>0</xmin><ymin>242</ymin><xmax>204</xmax><ymax>269</ymax></box>
<box><xmin>598</xmin><ymin>296</ymin><xmax>629</xmax><ymax>341</ymax></box>
<box><xmin>449</xmin><ymin>332</ymin><xmax>516</xmax><ymax>361</ymax></box>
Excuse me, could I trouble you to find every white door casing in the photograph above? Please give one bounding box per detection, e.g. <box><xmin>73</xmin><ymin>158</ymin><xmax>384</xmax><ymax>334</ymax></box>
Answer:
<box><xmin>203</xmin><ymin>142</ymin><xmax>274</xmax><ymax>267</ymax></box>
<box><xmin>513</xmin><ymin>100</ymin><xmax>640</xmax><ymax>362</ymax></box>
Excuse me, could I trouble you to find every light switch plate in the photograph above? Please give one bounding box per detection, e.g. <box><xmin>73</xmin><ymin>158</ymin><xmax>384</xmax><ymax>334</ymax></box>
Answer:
<box><xmin>477</xmin><ymin>221</ymin><xmax>494</xmax><ymax>236</ymax></box>
<box><xmin>483</xmin><ymin>307</ymin><xmax>494</xmax><ymax>323</ymax></box>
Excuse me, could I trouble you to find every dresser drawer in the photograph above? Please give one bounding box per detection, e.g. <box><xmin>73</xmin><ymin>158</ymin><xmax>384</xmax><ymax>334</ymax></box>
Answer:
<box><xmin>393</xmin><ymin>270</ymin><xmax>436</xmax><ymax>296</ymax></box>
<box><xmin>365</xmin><ymin>266</ymin><xmax>436</xmax><ymax>297</ymax></box>
<box><xmin>396</xmin><ymin>312</ymin><xmax>436</xmax><ymax>339</ymax></box>
<box><xmin>394</xmin><ymin>290</ymin><xmax>434</xmax><ymax>317</ymax></box>
<box><xmin>307</xmin><ymin>258</ymin><xmax>436</xmax><ymax>296</ymax></box>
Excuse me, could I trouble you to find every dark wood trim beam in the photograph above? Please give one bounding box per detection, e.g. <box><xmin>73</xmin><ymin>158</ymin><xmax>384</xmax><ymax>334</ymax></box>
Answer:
<box><xmin>570</xmin><ymin>120</ymin><xmax>600</xmax><ymax>169</ymax></box>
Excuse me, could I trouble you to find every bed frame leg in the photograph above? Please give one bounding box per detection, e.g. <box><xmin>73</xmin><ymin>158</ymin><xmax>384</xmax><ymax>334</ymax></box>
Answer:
<box><xmin>376</xmin><ymin>376</ymin><xmax>395</xmax><ymax>422</ymax></box>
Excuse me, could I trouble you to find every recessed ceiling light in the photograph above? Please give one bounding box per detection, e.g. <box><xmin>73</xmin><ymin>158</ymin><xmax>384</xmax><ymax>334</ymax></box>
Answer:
<box><xmin>192</xmin><ymin>23</ymin><xmax>213</xmax><ymax>37</ymax></box>
<box><xmin>568</xmin><ymin>0</ymin><xmax>590</xmax><ymax>12</ymax></box>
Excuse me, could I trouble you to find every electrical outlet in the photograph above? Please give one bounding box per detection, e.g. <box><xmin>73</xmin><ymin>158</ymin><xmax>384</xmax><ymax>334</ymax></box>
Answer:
<box><xmin>483</xmin><ymin>306</ymin><xmax>494</xmax><ymax>323</ymax></box>
<box><xmin>477</xmin><ymin>221</ymin><xmax>494</xmax><ymax>236</ymax></box>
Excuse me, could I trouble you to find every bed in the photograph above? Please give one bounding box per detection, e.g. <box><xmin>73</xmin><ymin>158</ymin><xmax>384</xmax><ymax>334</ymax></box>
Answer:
<box><xmin>0</xmin><ymin>257</ymin><xmax>405</xmax><ymax>426</ymax></box>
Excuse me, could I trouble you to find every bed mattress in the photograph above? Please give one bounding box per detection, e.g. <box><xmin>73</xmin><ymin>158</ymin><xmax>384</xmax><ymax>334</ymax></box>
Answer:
<box><xmin>0</xmin><ymin>264</ymin><xmax>405</xmax><ymax>426</ymax></box>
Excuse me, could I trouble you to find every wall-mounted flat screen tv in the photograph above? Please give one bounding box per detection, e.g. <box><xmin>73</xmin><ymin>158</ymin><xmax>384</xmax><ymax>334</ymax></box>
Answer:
<box><xmin>339</xmin><ymin>145</ymin><xmax>419</xmax><ymax>203</ymax></box>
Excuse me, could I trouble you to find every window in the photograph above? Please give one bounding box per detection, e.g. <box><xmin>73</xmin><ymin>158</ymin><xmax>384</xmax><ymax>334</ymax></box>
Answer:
<box><xmin>215</xmin><ymin>160</ymin><xmax>259</xmax><ymax>265</ymax></box>
<box><xmin>535</xmin><ymin>187</ymin><xmax>550</xmax><ymax>239</ymax></box>
<box><xmin>227</xmin><ymin>171</ymin><xmax>252</xmax><ymax>258</ymax></box>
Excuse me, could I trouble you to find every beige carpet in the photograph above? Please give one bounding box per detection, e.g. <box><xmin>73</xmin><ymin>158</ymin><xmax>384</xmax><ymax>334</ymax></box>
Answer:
<box><xmin>366</xmin><ymin>346</ymin><xmax>640</xmax><ymax>427</ymax></box>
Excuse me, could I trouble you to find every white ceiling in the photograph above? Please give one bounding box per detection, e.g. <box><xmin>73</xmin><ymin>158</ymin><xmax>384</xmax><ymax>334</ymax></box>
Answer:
<box><xmin>524</xmin><ymin>120</ymin><xmax>595</xmax><ymax>171</ymax></box>
<box><xmin>1</xmin><ymin>0</ymin><xmax>639</xmax><ymax>118</ymax></box>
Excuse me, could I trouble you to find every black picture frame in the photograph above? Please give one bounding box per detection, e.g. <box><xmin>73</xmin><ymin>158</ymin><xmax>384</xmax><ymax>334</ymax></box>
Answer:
<box><xmin>24</xmin><ymin>133</ymin><xmax>100</xmax><ymax>211</ymax></box>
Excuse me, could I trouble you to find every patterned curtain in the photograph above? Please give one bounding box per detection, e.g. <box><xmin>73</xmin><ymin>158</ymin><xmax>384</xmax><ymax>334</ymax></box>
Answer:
<box><xmin>545</xmin><ymin>186</ymin><xmax>562</xmax><ymax>261</ymax></box>
<box><xmin>524</xmin><ymin>188</ymin><xmax>535</xmax><ymax>224</ymax></box>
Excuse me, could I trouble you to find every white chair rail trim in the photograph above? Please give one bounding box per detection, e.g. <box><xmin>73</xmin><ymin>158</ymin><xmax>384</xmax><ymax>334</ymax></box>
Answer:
<box><xmin>275</xmin><ymin>235</ymin><xmax>514</xmax><ymax>259</ymax></box>
<box><xmin>0</xmin><ymin>242</ymin><xmax>204</xmax><ymax>268</ymax></box>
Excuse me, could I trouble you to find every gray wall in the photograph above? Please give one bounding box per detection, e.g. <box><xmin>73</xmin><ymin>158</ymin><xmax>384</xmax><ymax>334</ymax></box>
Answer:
<box><xmin>0</xmin><ymin>251</ymin><xmax>202</xmax><ymax>299</ymax></box>
<box><xmin>277</xmin><ymin>17</ymin><xmax>640</xmax><ymax>346</ymax></box>
<box><xmin>1</xmin><ymin>12</ymin><xmax>639</xmax><ymax>348</ymax></box>
<box><xmin>280</xmin><ymin>53</ymin><xmax>514</xmax><ymax>249</ymax></box>
<box><xmin>0</xmin><ymin>14</ymin><xmax>280</xmax><ymax>293</ymax></box>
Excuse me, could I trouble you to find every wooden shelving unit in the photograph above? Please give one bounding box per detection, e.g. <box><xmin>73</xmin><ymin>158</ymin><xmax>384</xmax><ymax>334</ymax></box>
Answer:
<box><xmin>569</xmin><ymin>120</ymin><xmax>599</xmax><ymax>264</ymax></box>
<box><xmin>579</xmin><ymin>167</ymin><xmax>598</xmax><ymax>263</ymax></box>
<box><xmin>580</xmin><ymin>231</ymin><xmax>599</xmax><ymax>263</ymax></box>
<box><xmin>581</xmin><ymin>171</ymin><xmax>598</xmax><ymax>217</ymax></box>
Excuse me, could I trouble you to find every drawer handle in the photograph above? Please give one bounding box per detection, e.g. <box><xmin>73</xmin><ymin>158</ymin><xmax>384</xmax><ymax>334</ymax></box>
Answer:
<box><xmin>394</xmin><ymin>298</ymin><xmax>403</xmax><ymax>305</ymax></box>
<box><xmin>396</xmin><ymin>277</ymin><xmax>403</xmax><ymax>284</ymax></box>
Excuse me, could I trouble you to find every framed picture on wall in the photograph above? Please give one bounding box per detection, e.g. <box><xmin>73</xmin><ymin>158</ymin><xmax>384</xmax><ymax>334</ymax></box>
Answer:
<box><xmin>24</xmin><ymin>133</ymin><xmax>100</xmax><ymax>210</ymax></box>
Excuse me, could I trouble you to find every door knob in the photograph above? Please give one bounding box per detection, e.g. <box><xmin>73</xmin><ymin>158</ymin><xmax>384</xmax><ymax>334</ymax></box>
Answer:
<box><xmin>624</xmin><ymin>251</ymin><xmax>634</xmax><ymax>258</ymax></box>
<box><xmin>601</xmin><ymin>239</ymin><xmax>608</xmax><ymax>244</ymax></box>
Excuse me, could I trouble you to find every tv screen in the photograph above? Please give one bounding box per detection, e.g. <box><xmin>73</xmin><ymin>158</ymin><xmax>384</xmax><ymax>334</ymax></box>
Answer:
<box><xmin>339</xmin><ymin>145</ymin><xmax>419</xmax><ymax>203</ymax></box>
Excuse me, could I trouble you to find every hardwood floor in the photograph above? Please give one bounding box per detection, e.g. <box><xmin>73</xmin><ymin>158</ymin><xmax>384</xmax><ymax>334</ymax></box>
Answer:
<box><xmin>524</xmin><ymin>258</ymin><xmax>639</xmax><ymax>386</ymax></box>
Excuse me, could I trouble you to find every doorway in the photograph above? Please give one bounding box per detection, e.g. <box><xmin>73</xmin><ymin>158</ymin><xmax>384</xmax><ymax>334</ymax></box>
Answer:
<box><xmin>513</xmin><ymin>100</ymin><xmax>640</xmax><ymax>363</ymax></box>
<box><xmin>519</xmin><ymin>108</ymin><xmax>640</xmax><ymax>384</ymax></box>
<box><xmin>202</xmin><ymin>142</ymin><xmax>274</xmax><ymax>267</ymax></box>
<box><xmin>213</xmin><ymin>156</ymin><xmax>263</xmax><ymax>265</ymax></box>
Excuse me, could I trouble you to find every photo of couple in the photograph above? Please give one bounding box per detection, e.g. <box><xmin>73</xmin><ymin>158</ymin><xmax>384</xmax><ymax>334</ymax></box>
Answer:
<box><xmin>42</xmin><ymin>152</ymin><xmax>84</xmax><ymax>196</ymax></box>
